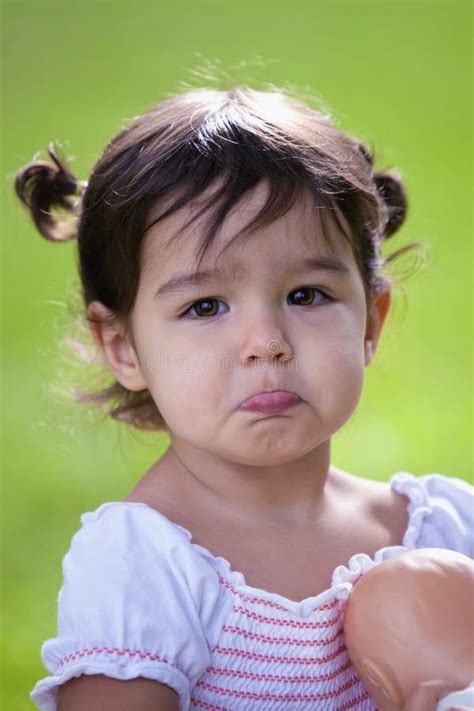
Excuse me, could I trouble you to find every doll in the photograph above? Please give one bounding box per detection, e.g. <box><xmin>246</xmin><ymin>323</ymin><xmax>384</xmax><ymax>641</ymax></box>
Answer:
<box><xmin>343</xmin><ymin>547</ymin><xmax>474</xmax><ymax>710</ymax></box>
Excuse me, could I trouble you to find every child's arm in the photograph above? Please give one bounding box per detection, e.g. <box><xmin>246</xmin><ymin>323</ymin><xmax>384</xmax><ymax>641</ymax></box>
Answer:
<box><xmin>31</xmin><ymin>504</ymin><xmax>228</xmax><ymax>711</ymax></box>
<box><xmin>57</xmin><ymin>674</ymin><xmax>180</xmax><ymax>711</ymax></box>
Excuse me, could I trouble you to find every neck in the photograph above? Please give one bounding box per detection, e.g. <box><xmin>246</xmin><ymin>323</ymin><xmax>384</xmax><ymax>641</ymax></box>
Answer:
<box><xmin>162</xmin><ymin>436</ymin><xmax>334</xmax><ymax>528</ymax></box>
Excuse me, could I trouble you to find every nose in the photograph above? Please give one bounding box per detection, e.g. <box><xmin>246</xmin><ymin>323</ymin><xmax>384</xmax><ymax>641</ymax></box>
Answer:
<box><xmin>238</xmin><ymin>309</ymin><xmax>294</xmax><ymax>366</ymax></box>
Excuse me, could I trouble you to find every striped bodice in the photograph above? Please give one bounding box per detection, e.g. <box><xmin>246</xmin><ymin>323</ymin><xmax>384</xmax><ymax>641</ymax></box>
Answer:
<box><xmin>190</xmin><ymin>574</ymin><xmax>374</xmax><ymax>711</ymax></box>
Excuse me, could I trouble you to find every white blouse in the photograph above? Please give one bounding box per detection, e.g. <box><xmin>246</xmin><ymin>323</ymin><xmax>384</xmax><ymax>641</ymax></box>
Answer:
<box><xmin>31</xmin><ymin>472</ymin><xmax>474</xmax><ymax>710</ymax></box>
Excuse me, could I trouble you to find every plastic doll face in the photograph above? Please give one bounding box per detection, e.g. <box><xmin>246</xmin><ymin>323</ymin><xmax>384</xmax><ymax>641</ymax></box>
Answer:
<box><xmin>106</xmin><ymin>179</ymin><xmax>389</xmax><ymax>466</ymax></box>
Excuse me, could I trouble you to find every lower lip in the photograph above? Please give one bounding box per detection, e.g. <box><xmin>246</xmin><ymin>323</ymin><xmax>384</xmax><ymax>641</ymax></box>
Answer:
<box><xmin>239</xmin><ymin>391</ymin><xmax>302</xmax><ymax>414</ymax></box>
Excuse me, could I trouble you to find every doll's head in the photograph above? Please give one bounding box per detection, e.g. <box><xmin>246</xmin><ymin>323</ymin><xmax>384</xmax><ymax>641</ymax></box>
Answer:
<box><xmin>15</xmin><ymin>86</ymin><xmax>422</xmax><ymax>443</ymax></box>
<box><xmin>343</xmin><ymin>547</ymin><xmax>474</xmax><ymax>710</ymax></box>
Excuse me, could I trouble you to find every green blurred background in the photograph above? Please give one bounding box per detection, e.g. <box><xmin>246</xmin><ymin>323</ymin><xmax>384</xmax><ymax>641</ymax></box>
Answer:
<box><xmin>1</xmin><ymin>1</ymin><xmax>472</xmax><ymax>707</ymax></box>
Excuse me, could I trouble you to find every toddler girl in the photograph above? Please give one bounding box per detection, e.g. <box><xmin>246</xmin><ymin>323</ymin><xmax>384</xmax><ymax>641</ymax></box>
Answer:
<box><xmin>16</xmin><ymin>86</ymin><xmax>473</xmax><ymax>711</ymax></box>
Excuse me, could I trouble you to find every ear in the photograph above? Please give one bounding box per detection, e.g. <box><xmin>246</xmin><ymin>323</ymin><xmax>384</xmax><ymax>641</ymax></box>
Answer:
<box><xmin>357</xmin><ymin>658</ymin><xmax>403</xmax><ymax>710</ymax></box>
<box><xmin>364</xmin><ymin>285</ymin><xmax>391</xmax><ymax>366</ymax></box>
<box><xmin>87</xmin><ymin>301</ymin><xmax>147</xmax><ymax>391</ymax></box>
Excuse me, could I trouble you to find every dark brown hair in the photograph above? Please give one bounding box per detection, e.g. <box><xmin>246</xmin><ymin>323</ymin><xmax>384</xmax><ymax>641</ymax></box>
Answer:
<box><xmin>15</xmin><ymin>86</ymin><xmax>423</xmax><ymax>432</ymax></box>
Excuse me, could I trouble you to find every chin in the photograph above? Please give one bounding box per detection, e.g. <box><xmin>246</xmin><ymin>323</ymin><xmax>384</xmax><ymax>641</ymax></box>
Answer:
<box><xmin>230</xmin><ymin>434</ymin><xmax>315</xmax><ymax>467</ymax></box>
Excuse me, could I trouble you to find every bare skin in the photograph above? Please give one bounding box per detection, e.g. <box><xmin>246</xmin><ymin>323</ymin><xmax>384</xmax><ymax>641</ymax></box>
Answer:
<box><xmin>57</xmin><ymin>675</ymin><xmax>180</xmax><ymax>711</ymax></box>
<box><xmin>126</xmin><ymin>448</ymin><xmax>410</xmax><ymax>602</ymax></box>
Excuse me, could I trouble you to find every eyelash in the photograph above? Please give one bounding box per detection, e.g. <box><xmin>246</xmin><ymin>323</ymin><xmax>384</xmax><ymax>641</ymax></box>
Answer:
<box><xmin>180</xmin><ymin>287</ymin><xmax>332</xmax><ymax>320</ymax></box>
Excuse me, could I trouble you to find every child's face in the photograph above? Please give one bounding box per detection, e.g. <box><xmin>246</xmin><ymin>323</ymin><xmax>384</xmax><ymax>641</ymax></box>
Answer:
<box><xmin>95</xmin><ymin>180</ymin><xmax>389</xmax><ymax>465</ymax></box>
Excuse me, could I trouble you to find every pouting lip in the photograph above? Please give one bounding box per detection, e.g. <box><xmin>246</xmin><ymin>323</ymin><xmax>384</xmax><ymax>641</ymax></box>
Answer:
<box><xmin>238</xmin><ymin>389</ymin><xmax>302</xmax><ymax>410</ymax></box>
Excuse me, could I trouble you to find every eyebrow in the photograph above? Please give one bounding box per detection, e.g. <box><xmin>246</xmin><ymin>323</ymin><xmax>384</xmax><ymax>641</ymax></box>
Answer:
<box><xmin>154</xmin><ymin>256</ymin><xmax>350</xmax><ymax>299</ymax></box>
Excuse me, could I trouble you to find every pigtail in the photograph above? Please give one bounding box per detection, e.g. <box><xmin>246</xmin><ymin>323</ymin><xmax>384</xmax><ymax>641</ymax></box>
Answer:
<box><xmin>15</xmin><ymin>143</ymin><xmax>82</xmax><ymax>242</ymax></box>
<box><xmin>356</xmin><ymin>142</ymin><xmax>408</xmax><ymax>239</ymax></box>
<box><xmin>373</xmin><ymin>170</ymin><xmax>408</xmax><ymax>238</ymax></box>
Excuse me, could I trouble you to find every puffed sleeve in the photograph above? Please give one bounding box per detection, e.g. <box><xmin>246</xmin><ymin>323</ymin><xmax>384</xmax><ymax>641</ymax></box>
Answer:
<box><xmin>30</xmin><ymin>502</ymin><xmax>229</xmax><ymax>711</ymax></box>
<box><xmin>390</xmin><ymin>472</ymin><xmax>474</xmax><ymax>557</ymax></box>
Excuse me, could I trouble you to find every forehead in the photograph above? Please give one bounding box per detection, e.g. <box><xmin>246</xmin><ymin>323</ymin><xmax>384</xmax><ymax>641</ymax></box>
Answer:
<box><xmin>140</xmin><ymin>179</ymin><xmax>355</xmax><ymax>279</ymax></box>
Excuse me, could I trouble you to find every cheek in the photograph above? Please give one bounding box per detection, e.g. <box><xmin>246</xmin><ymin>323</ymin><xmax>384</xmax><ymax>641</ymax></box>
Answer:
<box><xmin>144</xmin><ymin>350</ymin><xmax>226</xmax><ymax>430</ymax></box>
<box><xmin>129</xmin><ymin>307</ymin><xmax>225</xmax><ymax>429</ymax></box>
<box><xmin>310</xmin><ymin>338</ymin><xmax>366</xmax><ymax>421</ymax></box>
<box><xmin>318</xmin><ymin>344</ymin><xmax>365</xmax><ymax>407</ymax></box>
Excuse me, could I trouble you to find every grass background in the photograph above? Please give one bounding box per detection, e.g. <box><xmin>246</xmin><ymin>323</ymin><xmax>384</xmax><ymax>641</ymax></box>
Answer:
<box><xmin>1</xmin><ymin>1</ymin><xmax>472</xmax><ymax>707</ymax></box>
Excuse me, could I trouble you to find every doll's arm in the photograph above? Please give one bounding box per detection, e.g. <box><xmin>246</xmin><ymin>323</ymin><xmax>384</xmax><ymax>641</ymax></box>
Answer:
<box><xmin>363</xmin><ymin>675</ymin><xmax>470</xmax><ymax>711</ymax></box>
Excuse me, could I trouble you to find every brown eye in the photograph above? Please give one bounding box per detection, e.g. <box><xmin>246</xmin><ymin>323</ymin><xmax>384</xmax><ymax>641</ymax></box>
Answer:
<box><xmin>289</xmin><ymin>287</ymin><xmax>327</xmax><ymax>306</ymax></box>
<box><xmin>186</xmin><ymin>298</ymin><xmax>224</xmax><ymax>318</ymax></box>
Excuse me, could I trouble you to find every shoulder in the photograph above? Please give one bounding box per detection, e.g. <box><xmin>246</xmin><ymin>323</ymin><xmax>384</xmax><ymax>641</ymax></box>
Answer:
<box><xmin>58</xmin><ymin>502</ymin><xmax>232</xmax><ymax>653</ymax></box>
<box><xmin>389</xmin><ymin>471</ymin><xmax>474</xmax><ymax>557</ymax></box>
<box><xmin>389</xmin><ymin>470</ymin><xmax>473</xmax><ymax>502</ymax></box>
<box><xmin>75</xmin><ymin>501</ymin><xmax>189</xmax><ymax>556</ymax></box>
<box><xmin>329</xmin><ymin>468</ymin><xmax>473</xmax><ymax>557</ymax></box>
<box><xmin>66</xmin><ymin>501</ymin><xmax>223</xmax><ymax>605</ymax></box>
<box><xmin>32</xmin><ymin>502</ymin><xmax>232</xmax><ymax>710</ymax></box>
<box><xmin>329</xmin><ymin>468</ymin><xmax>410</xmax><ymax>548</ymax></box>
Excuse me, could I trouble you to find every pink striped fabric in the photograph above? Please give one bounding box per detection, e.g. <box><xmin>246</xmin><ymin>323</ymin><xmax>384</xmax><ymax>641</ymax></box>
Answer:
<box><xmin>190</xmin><ymin>575</ymin><xmax>374</xmax><ymax>711</ymax></box>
